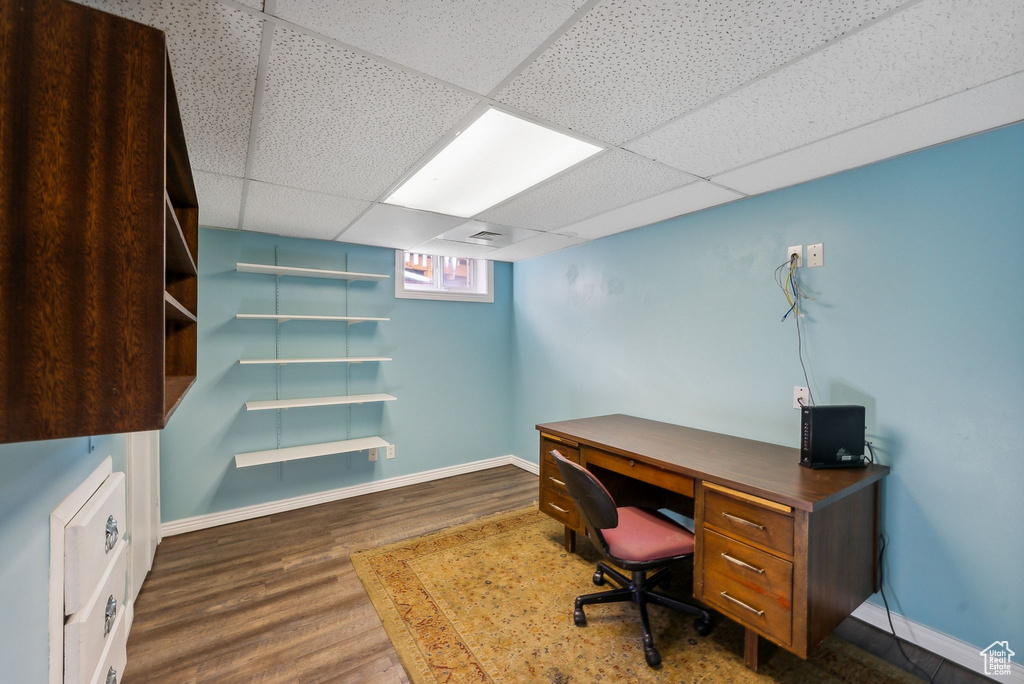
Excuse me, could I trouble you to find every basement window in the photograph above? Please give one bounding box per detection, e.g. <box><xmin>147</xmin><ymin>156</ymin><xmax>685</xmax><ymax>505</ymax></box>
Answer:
<box><xmin>395</xmin><ymin>251</ymin><xmax>493</xmax><ymax>302</ymax></box>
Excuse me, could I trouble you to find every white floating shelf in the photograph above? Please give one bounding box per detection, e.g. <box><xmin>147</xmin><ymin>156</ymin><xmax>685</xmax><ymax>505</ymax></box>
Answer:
<box><xmin>239</xmin><ymin>357</ymin><xmax>391</xmax><ymax>365</ymax></box>
<box><xmin>236</xmin><ymin>262</ymin><xmax>389</xmax><ymax>281</ymax></box>
<box><xmin>245</xmin><ymin>393</ymin><xmax>397</xmax><ymax>411</ymax></box>
<box><xmin>235</xmin><ymin>436</ymin><xmax>389</xmax><ymax>468</ymax></box>
<box><xmin>236</xmin><ymin>313</ymin><xmax>389</xmax><ymax>324</ymax></box>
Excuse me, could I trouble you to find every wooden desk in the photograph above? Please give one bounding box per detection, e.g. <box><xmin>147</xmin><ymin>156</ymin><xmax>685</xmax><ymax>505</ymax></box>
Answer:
<box><xmin>536</xmin><ymin>414</ymin><xmax>889</xmax><ymax>671</ymax></box>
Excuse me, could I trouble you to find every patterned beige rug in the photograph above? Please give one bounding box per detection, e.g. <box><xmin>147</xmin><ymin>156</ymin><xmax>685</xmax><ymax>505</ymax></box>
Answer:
<box><xmin>352</xmin><ymin>507</ymin><xmax>917</xmax><ymax>683</ymax></box>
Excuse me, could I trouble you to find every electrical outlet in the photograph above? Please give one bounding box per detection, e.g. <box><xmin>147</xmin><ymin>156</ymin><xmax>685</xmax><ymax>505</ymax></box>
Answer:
<box><xmin>787</xmin><ymin>245</ymin><xmax>803</xmax><ymax>267</ymax></box>
<box><xmin>793</xmin><ymin>386</ymin><xmax>810</xmax><ymax>409</ymax></box>
<box><xmin>807</xmin><ymin>242</ymin><xmax>823</xmax><ymax>268</ymax></box>
<box><xmin>386</xmin><ymin>444</ymin><xmax>396</xmax><ymax>459</ymax></box>
<box><xmin>368</xmin><ymin>448</ymin><xmax>378</xmax><ymax>462</ymax></box>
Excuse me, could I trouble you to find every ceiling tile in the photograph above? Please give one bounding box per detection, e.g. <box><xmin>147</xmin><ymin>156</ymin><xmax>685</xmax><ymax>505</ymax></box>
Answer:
<box><xmin>713</xmin><ymin>71</ymin><xmax>1024</xmax><ymax>195</ymax></box>
<box><xmin>242</xmin><ymin>182</ymin><xmax>369</xmax><ymax>240</ymax></box>
<box><xmin>338</xmin><ymin>203</ymin><xmax>465</xmax><ymax>249</ymax></box>
<box><xmin>437</xmin><ymin>221</ymin><xmax>544</xmax><ymax>248</ymax></box>
<box><xmin>478</xmin><ymin>150</ymin><xmax>694</xmax><ymax>231</ymax></box>
<box><xmin>628</xmin><ymin>0</ymin><xmax>1024</xmax><ymax>177</ymax></box>
<box><xmin>555</xmin><ymin>181</ymin><xmax>744</xmax><ymax>240</ymax></box>
<box><xmin>195</xmin><ymin>171</ymin><xmax>245</xmax><ymax>229</ymax></box>
<box><xmin>413</xmin><ymin>239</ymin><xmax>499</xmax><ymax>259</ymax></box>
<box><xmin>272</xmin><ymin>0</ymin><xmax>585</xmax><ymax>94</ymax></box>
<box><xmin>250</xmin><ymin>26</ymin><xmax>478</xmax><ymax>200</ymax></box>
<box><xmin>496</xmin><ymin>0</ymin><xmax>907</xmax><ymax>144</ymax></box>
<box><xmin>486</xmin><ymin>232</ymin><xmax>587</xmax><ymax>262</ymax></box>
<box><xmin>235</xmin><ymin>0</ymin><xmax>263</xmax><ymax>8</ymax></box>
<box><xmin>74</xmin><ymin>0</ymin><xmax>262</xmax><ymax>176</ymax></box>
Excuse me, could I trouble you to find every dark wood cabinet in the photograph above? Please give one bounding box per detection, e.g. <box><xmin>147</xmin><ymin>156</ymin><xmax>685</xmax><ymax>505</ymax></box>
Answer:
<box><xmin>0</xmin><ymin>0</ymin><xmax>199</xmax><ymax>443</ymax></box>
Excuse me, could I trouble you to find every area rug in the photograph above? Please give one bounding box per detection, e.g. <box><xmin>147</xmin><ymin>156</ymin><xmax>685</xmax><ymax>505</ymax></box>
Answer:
<box><xmin>352</xmin><ymin>507</ymin><xmax>917</xmax><ymax>683</ymax></box>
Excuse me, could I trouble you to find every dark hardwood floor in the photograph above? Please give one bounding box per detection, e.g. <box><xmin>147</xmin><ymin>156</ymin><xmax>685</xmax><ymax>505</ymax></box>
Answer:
<box><xmin>125</xmin><ymin>465</ymin><xmax>984</xmax><ymax>683</ymax></box>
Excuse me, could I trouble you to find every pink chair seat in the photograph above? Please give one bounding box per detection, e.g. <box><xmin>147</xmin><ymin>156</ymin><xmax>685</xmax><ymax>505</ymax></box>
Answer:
<box><xmin>602</xmin><ymin>507</ymin><xmax>695</xmax><ymax>562</ymax></box>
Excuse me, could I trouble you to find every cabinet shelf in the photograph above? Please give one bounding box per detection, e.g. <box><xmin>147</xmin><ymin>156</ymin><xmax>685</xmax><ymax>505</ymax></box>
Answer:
<box><xmin>165</xmin><ymin>191</ymin><xmax>197</xmax><ymax>276</ymax></box>
<box><xmin>239</xmin><ymin>357</ymin><xmax>391</xmax><ymax>365</ymax></box>
<box><xmin>235</xmin><ymin>313</ymin><xmax>389</xmax><ymax>324</ymax></box>
<box><xmin>245</xmin><ymin>393</ymin><xmax>397</xmax><ymax>411</ymax></box>
<box><xmin>164</xmin><ymin>375</ymin><xmax>196</xmax><ymax>420</ymax></box>
<box><xmin>164</xmin><ymin>291</ymin><xmax>197</xmax><ymax>323</ymax></box>
<box><xmin>236</xmin><ymin>262</ymin><xmax>389</xmax><ymax>281</ymax></box>
<box><xmin>235</xmin><ymin>436</ymin><xmax>389</xmax><ymax>468</ymax></box>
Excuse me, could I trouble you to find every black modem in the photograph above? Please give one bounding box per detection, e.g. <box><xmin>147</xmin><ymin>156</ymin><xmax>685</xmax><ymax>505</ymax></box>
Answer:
<box><xmin>800</xmin><ymin>405</ymin><xmax>867</xmax><ymax>469</ymax></box>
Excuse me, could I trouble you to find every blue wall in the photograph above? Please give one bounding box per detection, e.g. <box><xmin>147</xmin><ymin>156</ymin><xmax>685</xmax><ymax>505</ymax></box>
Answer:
<box><xmin>0</xmin><ymin>434</ymin><xmax>126</xmax><ymax>683</ymax></box>
<box><xmin>159</xmin><ymin>228</ymin><xmax>513</xmax><ymax>522</ymax></box>
<box><xmin>510</xmin><ymin>123</ymin><xmax>1024</xmax><ymax>650</ymax></box>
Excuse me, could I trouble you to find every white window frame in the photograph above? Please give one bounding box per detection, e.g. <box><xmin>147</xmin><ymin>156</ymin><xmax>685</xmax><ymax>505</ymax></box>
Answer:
<box><xmin>395</xmin><ymin>250</ymin><xmax>494</xmax><ymax>303</ymax></box>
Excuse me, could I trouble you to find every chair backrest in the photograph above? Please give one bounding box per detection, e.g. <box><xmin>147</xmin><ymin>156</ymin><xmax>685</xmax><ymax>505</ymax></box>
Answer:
<box><xmin>551</xmin><ymin>450</ymin><xmax>618</xmax><ymax>530</ymax></box>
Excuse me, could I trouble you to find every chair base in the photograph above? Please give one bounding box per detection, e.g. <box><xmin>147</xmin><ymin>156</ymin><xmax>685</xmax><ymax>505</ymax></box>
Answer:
<box><xmin>573</xmin><ymin>562</ymin><xmax>712</xmax><ymax>668</ymax></box>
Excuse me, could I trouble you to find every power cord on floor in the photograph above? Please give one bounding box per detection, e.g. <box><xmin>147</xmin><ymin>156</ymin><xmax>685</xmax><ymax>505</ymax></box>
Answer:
<box><xmin>878</xmin><ymin>535</ymin><xmax>943</xmax><ymax>681</ymax></box>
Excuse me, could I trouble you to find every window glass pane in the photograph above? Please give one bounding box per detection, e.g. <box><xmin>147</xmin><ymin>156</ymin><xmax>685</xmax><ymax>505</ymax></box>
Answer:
<box><xmin>403</xmin><ymin>252</ymin><xmax>434</xmax><ymax>288</ymax></box>
<box><xmin>441</xmin><ymin>256</ymin><xmax>472</xmax><ymax>289</ymax></box>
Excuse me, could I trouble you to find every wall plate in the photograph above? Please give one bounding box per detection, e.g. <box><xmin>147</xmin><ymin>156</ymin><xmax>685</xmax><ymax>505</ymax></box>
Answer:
<box><xmin>787</xmin><ymin>245</ymin><xmax>803</xmax><ymax>267</ymax></box>
<box><xmin>807</xmin><ymin>243</ymin><xmax>823</xmax><ymax>267</ymax></box>
<box><xmin>793</xmin><ymin>386</ymin><xmax>810</xmax><ymax>409</ymax></box>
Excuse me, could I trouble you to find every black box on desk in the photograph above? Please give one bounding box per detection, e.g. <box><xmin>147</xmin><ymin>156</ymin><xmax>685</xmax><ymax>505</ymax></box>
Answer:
<box><xmin>800</xmin><ymin>405</ymin><xmax>867</xmax><ymax>469</ymax></box>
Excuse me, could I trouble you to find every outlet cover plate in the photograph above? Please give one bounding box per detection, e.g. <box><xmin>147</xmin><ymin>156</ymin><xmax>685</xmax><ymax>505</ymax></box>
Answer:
<box><xmin>368</xmin><ymin>448</ymin><xmax>378</xmax><ymax>462</ymax></box>
<box><xmin>793</xmin><ymin>386</ymin><xmax>810</xmax><ymax>409</ymax></box>
<box><xmin>807</xmin><ymin>243</ymin><xmax>823</xmax><ymax>267</ymax></box>
<box><xmin>787</xmin><ymin>245</ymin><xmax>803</xmax><ymax>267</ymax></box>
<box><xmin>386</xmin><ymin>444</ymin><xmax>395</xmax><ymax>459</ymax></box>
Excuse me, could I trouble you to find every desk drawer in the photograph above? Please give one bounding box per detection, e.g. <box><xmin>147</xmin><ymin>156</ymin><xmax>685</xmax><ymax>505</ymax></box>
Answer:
<box><xmin>702</xmin><ymin>528</ymin><xmax>792</xmax><ymax>612</ymax></box>
<box><xmin>540</xmin><ymin>458</ymin><xmax>570</xmax><ymax>498</ymax></box>
<box><xmin>540</xmin><ymin>485</ymin><xmax>578</xmax><ymax>528</ymax></box>
<box><xmin>704</xmin><ymin>484</ymin><xmax>793</xmax><ymax>556</ymax></box>
<box><xmin>87</xmin><ymin>600</ymin><xmax>128</xmax><ymax>684</ymax></box>
<box><xmin>583</xmin><ymin>447</ymin><xmax>694</xmax><ymax>498</ymax></box>
<box><xmin>65</xmin><ymin>472</ymin><xmax>126</xmax><ymax>615</ymax></box>
<box><xmin>541</xmin><ymin>434</ymin><xmax>580</xmax><ymax>466</ymax></box>
<box><xmin>705</xmin><ymin>566</ymin><xmax>792</xmax><ymax>646</ymax></box>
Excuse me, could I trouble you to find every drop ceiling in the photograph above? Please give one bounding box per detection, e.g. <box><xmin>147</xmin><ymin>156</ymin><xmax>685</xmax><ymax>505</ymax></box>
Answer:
<box><xmin>77</xmin><ymin>0</ymin><xmax>1024</xmax><ymax>261</ymax></box>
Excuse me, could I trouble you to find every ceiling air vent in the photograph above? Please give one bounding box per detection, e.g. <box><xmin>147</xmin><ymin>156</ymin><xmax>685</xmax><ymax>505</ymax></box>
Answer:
<box><xmin>468</xmin><ymin>230</ymin><xmax>503</xmax><ymax>241</ymax></box>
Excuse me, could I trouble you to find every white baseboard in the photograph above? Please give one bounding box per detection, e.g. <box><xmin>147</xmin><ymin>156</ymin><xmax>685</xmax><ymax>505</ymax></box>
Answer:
<box><xmin>162</xmin><ymin>454</ymin><xmax>538</xmax><ymax>537</ymax></box>
<box><xmin>852</xmin><ymin>601</ymin><xmax>1022</xmax><ymax>682</ymax></box>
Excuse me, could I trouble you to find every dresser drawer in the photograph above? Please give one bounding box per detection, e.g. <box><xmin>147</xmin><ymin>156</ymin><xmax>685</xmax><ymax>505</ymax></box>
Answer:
<box><xmin>703</xmin><ymin>484</ymin><xmax>793</xmax><ymax>556</ymax></box>
<box><xmin>702</xmin><ymin>528</ymin><xmax>792</xmax><ymax>611</ymax></box>
<box><xmin>583</xmin><ymin>446</ymin><xmax>694</xmax><ymax>498</ymax></box>
<box><xmin>87</xmin><ymin>600</ymin><xmax>129</xmax><ymax>684</ymax></box>
<box><xmin>704</xmin><ymin>566</ymin><xmax>792</xmax><ymax>646</ymax></box>
<box><xmin>540</xmin><ymin>484</ymin><xmax>578</xmax><ymax>528</ymax></box>
<box><xmin>65</xmin><ymin>472</ymin><xmax>126</xmax><ymax>614</ymax></box>
<box><xmin>66</xmin><ymin>539</ymin><xmax>127</xmax><ymax>684</ymax></box>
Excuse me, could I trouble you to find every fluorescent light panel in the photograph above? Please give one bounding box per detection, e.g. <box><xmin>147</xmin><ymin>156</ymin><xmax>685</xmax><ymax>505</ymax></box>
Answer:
<box><xmin>384</xmin><ymin>108</ymin><xmax>602</xmax><ymax>218</ymax></box>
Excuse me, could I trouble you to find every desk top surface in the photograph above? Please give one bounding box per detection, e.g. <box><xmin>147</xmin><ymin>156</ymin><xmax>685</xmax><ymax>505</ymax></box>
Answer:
<box><xmin>536</xmin><ymin>414</ymin><xmax>889</xmax><ymax>511</ymax></box>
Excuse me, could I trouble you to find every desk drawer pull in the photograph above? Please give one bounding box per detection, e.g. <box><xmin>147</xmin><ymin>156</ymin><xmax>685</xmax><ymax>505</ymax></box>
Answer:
<box><xmin>549</xmin><ymin>503</ymin><xmax>568</xmax><ymax>514</ymax></box>
<box><xmin>548</xmin><ymin>476</ymin><xmax>565</xmax><ymax>487</ymax></box>
<box><xmin>721</xmin><ymin>553</ymin><xmax>765</xmax><ymax>574</ymax></box>
<box><xmin>720</xmin><ymin>591</ymin><xmax>764</xmax><ymax>616</ymax></box>
<box><xmin>722</xmin><ymin>512</ymin><xmax>765</xmax><ymax>530</ymax></box>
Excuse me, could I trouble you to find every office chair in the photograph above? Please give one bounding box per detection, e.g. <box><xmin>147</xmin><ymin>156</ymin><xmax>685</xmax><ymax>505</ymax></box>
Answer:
<box><xmin>551</xmin><ymin>449</ymin><xmax>712</xmax><ymax>667</ymax></box>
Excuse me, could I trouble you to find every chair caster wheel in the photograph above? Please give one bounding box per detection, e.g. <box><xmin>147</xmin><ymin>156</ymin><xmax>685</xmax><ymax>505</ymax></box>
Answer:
<box><xmin>644</xmin><ymin>646</ymin><xmax>661</xmax><ymax>667</ymax></box>
<box><xmin>573</xmin><ymin>609</ymin><xmax>586</xmax><ymax>626</ymax></box>
<box><xmin>694</xmin><ymin>618</ymin><xmax>712</xmax><ymax>636</ymax></box>
<box><xmin>592</xmin><ymin>570</ymin><xmax>604</xmax><ymax>586</ymax></box>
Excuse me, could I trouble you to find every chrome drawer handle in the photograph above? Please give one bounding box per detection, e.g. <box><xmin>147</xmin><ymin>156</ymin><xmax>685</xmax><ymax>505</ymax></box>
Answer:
<box><xmin>106</xmin><ymin>667</ymin><xmax>117</xmax><ymax>684</ymax></box>
<box><xmin>720</xmin><ymin>591</ymin><xmax>764</xmax><ymax>616</ymax></box>
<box><xmin>105</xmin><ymin>515</ymin><xmax>119</xmax><ymax>552</ymax></box>
<box><xmin>104</xmin><ymin>595</ymin><xmax>117</xmax><ymax>636</ymax></box>
<box><xmin>549</xmin><ymin>503</ymin><xmax>568</xmax><ymax>514</ymax></box>
<box><xmin>722</xmin><ymin>512</ymin><xmax>765</xmax><ymax>530</ymax></box>
<box><xmin>548</xmin><ymin>477</ymin><xmax>565</xmax><ymax>487</ymax></box>
<box><xmin>721</xmin><ymin>553</ymin><xmax>765</xmax><ymax>575</ymax></box>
